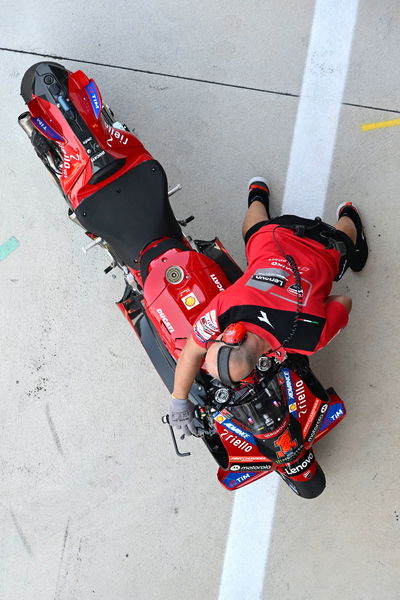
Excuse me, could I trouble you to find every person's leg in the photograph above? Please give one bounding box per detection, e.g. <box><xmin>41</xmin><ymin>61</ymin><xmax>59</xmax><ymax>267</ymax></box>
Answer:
<box><xmin>242</xmin><ymin>178</ymin><xmax>271</xmax><ymax>240</ymax></box>
<box><xmin>334</xmin><ymin>202</ymin><xmax>368</xmax><ymax>272</ymax></box>
<box><xmin>242</xmin><ymin>200</ymin><xmax>269</xmax><ymax>239</ymax></box>
<box><xmin>334</xmin><ymin>216</ymin><xmax>356</xmax><ymax>244</ymax></box>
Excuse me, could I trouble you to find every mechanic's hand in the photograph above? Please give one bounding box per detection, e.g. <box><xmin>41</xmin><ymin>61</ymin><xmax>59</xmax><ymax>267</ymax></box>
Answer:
<box><xmin>169</xmin><ymin>396</ymin><xmax>195</xmax><ymax>436</ymax></box>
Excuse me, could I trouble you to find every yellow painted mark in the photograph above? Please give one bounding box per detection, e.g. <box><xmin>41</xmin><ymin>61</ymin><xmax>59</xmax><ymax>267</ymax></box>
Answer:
<box><xmin>361</xmin><ymin>118</ymin><xmax>400</xmax><ymax>131</ymax></box>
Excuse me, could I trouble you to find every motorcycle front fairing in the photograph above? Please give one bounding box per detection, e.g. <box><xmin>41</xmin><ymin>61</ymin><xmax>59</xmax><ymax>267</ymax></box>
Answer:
<box><xmin>118</xmin><ymin>243</ymin><xmax>347</xmax><ymax>493</ymax></box>
<box><xmin>213</xmin><ymin>363</ymin><xmax>346</xmax><ymax>491</ymax></box>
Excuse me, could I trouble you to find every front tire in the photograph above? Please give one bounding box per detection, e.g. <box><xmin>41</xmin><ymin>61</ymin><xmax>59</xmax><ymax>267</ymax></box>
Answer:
<box><xmin>278</xmin><ymin>464</ymin><xmax>326</xmax><ymax>499</ymax></box>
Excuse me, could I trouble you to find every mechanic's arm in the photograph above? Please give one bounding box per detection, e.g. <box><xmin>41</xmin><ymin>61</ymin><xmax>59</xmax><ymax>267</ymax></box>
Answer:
<box><xmin>173</xmin><ymin>335</ymin><xmax>207</xmax><ymax>400</ymax></box>
<box><xmin>169</xmin><ymin>336</ymin><xmax>207</xmax><ymax>434</ymax></box>
<box><xmin>326</xmin><ymin>294</ymin><xmax>352</xmax><ymax>314</ymax></box>
<box><xmin>315</xmin><ymin>294</ymin><xmax>352</xmax><ymax>351</ymax></box>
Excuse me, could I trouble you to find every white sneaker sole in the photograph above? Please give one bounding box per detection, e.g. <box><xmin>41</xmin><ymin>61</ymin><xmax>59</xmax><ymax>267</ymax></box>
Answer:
<box><xmin>248</xmin><ymin>176</ymin><xmax>268</xmax><ymax>188</ymax></box>
<box><xmin>336</xmin><ymin>201</ymin><xmax>360</xmax><ymax>221</ymax></box>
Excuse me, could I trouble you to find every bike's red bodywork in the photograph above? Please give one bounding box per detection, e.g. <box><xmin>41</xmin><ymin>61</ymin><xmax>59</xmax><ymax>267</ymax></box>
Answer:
<box><xmin>27</xmin><ymin>70</ymin><xmax>152</xmax><ymax>208</ymax></box>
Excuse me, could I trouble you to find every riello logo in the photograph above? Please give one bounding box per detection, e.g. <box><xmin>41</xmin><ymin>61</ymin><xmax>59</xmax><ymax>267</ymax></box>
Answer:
<box><xmin>104</xmin><ymin>121</ymin><xmax>129</xmax><ymax>147</ymax></box>
<box><xmin>221</xmin><ymin>431</ymin><xmax>253</xmax><ymax>452</ymax></box>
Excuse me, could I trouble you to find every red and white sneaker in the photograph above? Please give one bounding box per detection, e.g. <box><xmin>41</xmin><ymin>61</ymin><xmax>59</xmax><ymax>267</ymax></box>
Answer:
<box><xmin>248</xmin><ymin>177</ymin><xmax>271</xmax><ymax>218</ymax></box>
<box><xmin>336</xmin><ymin>202</ymin><xmax>368</xmax><ymax>272</ymax></box>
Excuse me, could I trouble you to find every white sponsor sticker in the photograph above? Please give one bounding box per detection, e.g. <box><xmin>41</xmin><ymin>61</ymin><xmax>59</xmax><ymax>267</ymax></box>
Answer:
<box><xmin>194</xmin><ymin>309</ymin><xmax>219</xmax><ymax>341</ymax></box>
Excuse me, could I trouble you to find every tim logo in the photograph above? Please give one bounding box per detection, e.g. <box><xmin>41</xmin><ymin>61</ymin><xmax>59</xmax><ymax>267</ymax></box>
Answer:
<box><xmin>85</xmin><ymin>82</ymin><xmax>101</xmax><ymax>118</ymax></box>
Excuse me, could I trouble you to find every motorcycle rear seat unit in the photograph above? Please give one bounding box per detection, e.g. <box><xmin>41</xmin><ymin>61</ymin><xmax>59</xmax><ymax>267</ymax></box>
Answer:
<box><xmin>21</xmin><ymin>61</ymin><xmax>126</xmax><ymax>185</ymax></box>
<box><xmin>20</xmin><ymin>61</ymin><xmax>69</xmax><ymax>104</ymax></box>
<box><xmin>75</xmin><ymin>160</ymin><xmax>184</xmax><ymax>267</ymax></box>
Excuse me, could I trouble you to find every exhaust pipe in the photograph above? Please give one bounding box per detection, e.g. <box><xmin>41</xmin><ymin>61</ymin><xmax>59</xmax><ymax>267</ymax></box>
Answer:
<box><xmin>18</xmin><ymin>112</ymin><xmax>35</xmax><ymax>139</ymax></box>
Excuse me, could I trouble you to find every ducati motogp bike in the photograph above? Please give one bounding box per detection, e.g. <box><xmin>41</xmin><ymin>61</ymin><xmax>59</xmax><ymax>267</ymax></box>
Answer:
<box><xmin>18</xmin><ymin>61</ymin><xmax>347</xmax><ymax>498</ymax></box>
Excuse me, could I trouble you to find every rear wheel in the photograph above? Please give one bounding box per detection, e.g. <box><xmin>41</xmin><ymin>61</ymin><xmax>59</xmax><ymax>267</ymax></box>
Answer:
<box><xmin>278</xmin><ymin>464</ymin><xmax>326</xmax><ymax>499</ymax></box>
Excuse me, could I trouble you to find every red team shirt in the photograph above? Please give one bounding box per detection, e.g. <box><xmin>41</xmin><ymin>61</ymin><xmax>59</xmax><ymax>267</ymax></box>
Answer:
<box><xmin>192</xmin><ymin>224</ymin><xmax>348</xmax><ymax>361</ymax></box>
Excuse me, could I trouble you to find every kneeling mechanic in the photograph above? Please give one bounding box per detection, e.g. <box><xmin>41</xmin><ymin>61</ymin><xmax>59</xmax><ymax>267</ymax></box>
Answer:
<box><xmin>170</xmin><ymin>178</ymin><xmax>368</xmax><ymax>435</ymax></box>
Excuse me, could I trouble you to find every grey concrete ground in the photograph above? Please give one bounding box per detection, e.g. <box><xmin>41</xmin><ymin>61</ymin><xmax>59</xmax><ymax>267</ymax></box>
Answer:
<box><xmin>1</xmin><ymin>1</ymin><xmax>400</xmax><ymax>599</ymax></box>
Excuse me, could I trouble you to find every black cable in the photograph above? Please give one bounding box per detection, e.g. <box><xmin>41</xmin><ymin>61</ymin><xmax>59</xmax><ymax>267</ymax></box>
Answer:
<box><xmin>267</xmin><ymin>225</ymin><xmax>304</xmax><ymax>355</ymax></box>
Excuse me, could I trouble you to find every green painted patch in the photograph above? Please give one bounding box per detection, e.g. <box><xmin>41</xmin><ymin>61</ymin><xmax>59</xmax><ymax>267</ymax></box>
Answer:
<box><xmin>0</xmin><ymin>237</ymin><xmax>20</xmax><ymax>261</ymax></box>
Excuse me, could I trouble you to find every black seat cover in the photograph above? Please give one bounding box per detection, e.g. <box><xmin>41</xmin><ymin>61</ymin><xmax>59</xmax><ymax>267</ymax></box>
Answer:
<box><xmin>75</xmin><ymin>160</ymin><xmax>183</xmax><ymax>266</ymax></box>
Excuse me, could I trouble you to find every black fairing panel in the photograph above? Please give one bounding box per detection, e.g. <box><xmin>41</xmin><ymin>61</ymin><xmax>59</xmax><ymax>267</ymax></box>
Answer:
<box><xmin>127</xmin><ymin>298</ymin><xmax>207</xmax><ymax>405</ymax></box>
<box><xmin>21</xmin><ymin>61</ymin><xmax>69</xmax><ymax>103</ymax></box>
<box><xmin>21</xmin><ymin>61</ymin><xmax>120</xmax><ymax>179</ymax></box>
<box><xmin>75</xmin><ymin>160</ymin><xmax>183</xmax><ymax>266</ymax></box>
<box><xmin>133</xmin><ymin>310</ymin><xmax>176</xmax><ymax>392</ymax></box>
<box><xmin>281</xmin><ymin>463</ymin><xmax>326</xmax><ymax>499</ymax></box>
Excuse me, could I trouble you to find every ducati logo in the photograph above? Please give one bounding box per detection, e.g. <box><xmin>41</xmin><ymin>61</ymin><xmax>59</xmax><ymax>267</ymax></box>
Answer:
<box><xmin>258</xmin><ymin>310</ymin><xmax>274</xmax><ymax>328</ymax></box>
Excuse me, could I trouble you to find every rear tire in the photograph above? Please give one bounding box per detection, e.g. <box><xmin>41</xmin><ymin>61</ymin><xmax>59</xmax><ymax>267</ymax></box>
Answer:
<box><xmin>278</xmin><ymin>464</ymin><xmax>326</xmax><ymax>499</ymax></box>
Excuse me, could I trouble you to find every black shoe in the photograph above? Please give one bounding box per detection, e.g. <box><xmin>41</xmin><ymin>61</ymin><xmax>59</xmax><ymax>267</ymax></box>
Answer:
<box><xmin>336</xmin><ymin>202</ymin><xmax>368</xmax><ymax>272</ymax></box>
<box><xmin>248</xmin><ymin>177</ymin><xmax>271</xmax><ymax>218</ymax></box>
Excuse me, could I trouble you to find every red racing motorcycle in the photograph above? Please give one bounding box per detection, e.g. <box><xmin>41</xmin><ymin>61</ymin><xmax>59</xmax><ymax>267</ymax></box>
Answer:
<box><xmin>18</xmin><ymin>62</ymin><xmax>346</xmax><ymax>498</ymax></box>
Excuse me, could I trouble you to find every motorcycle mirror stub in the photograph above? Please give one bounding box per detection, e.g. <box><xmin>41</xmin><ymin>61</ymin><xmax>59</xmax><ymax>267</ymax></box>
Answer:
<box><xmin>257</xmin><ymin>356</ymin><xmax>272</xmax><ymax>371</ymax></box>
<box><xmin>214</xmin><ymin>387</ymin><xmax>233</xmax><ymax>406</ymax></box>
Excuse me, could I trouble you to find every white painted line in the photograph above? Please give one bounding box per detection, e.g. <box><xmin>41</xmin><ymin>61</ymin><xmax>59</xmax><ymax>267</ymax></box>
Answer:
<box><xmin>218</xmin><ymin>1</ymin><xmax>359</xmax><ymax>598</ymax></box>
<box><xmin>218</xmin><ymin>475</ymin><xmax>279</xmax><ymax>600</ymax></box>
<box><xmin>283</xmin><ymin>0</ymin><xmax>360</xmax><ymax>217</ymax></box>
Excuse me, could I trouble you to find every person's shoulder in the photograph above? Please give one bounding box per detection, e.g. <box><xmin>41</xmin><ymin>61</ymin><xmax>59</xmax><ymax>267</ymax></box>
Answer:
<box><xmin>192</xmin><ymin>304</ymin><xmax>220</xmax><ymax>346</ymax></box>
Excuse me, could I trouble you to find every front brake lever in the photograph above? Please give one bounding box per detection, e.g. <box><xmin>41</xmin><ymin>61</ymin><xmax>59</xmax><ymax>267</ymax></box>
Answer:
<box><xmin>161</xmin><ymin>415</ymin><xmax>191</xmax><ymax>457</ymax></box>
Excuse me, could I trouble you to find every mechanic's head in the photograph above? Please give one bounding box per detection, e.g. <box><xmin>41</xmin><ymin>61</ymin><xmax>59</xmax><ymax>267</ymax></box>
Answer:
<box><xmin>204</xmin><ymin>332</ymin><xmax>263</xmax><ymax>384</ymax></box>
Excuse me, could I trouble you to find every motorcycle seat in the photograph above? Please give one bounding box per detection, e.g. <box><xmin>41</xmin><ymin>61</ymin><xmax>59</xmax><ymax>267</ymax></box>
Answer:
<box><xmin>75</xmin><ymin>160</ymin><xmax>183</xmax><ymax>267</ymax></box>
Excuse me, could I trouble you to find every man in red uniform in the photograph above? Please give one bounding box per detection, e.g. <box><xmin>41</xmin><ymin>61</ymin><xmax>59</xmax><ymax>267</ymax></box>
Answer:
<box><xmin>170</xmin><ymin>178</ymin><xmax>368</xmax><ymax>434</ymax></box>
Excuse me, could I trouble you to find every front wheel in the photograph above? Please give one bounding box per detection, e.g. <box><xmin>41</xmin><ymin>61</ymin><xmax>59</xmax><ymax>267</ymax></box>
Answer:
<box><xmin>278</xmin><ymin>464</ymin><xmax>326</xmax><ymax>499</ymax></box>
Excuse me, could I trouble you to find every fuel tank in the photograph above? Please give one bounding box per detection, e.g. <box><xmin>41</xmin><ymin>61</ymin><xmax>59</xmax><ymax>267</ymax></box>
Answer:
<box><xmin>143</xmin><ymin>248</ymin><xmax>232</xmax><ymax>359</ymax></box>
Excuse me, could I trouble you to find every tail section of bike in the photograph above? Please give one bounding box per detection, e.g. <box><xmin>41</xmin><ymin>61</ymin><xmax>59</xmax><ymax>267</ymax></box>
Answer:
<box><xmin>19</xmin><ymin>61</ymin><xmax>152</xmax><ymax>208</ymax></box>
<box><xmin>19</xmin><ymin>61</ymin><xmax>187</xmax><ymax>279</ymax></box>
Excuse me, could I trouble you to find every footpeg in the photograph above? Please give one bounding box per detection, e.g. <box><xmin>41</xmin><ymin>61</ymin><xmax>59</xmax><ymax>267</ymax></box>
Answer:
<box><xmin>178</xmin><ymin>216</ymin><xmax>195</xmax><ymax>227</ymax></box>
<box><xmin>82</xmin><ymin>236</ymin><xmax>102</xmax><ymax>253</ymax></box>
<box><xmin>168</xmin><ymin>184</ymin><xmax>182</xmax><ymax>197</ymax></box>
<box><xmin>104</xmin><ymin>262</ymin><xmax>117</xmax><ymax>274</ymax></box>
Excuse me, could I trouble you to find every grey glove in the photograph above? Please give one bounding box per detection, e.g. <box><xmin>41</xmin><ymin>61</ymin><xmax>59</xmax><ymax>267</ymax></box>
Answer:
<box><xmin>169</xmin><ymin>396</ymin><xmax>196</xmax><ymax>435</ymax></box>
